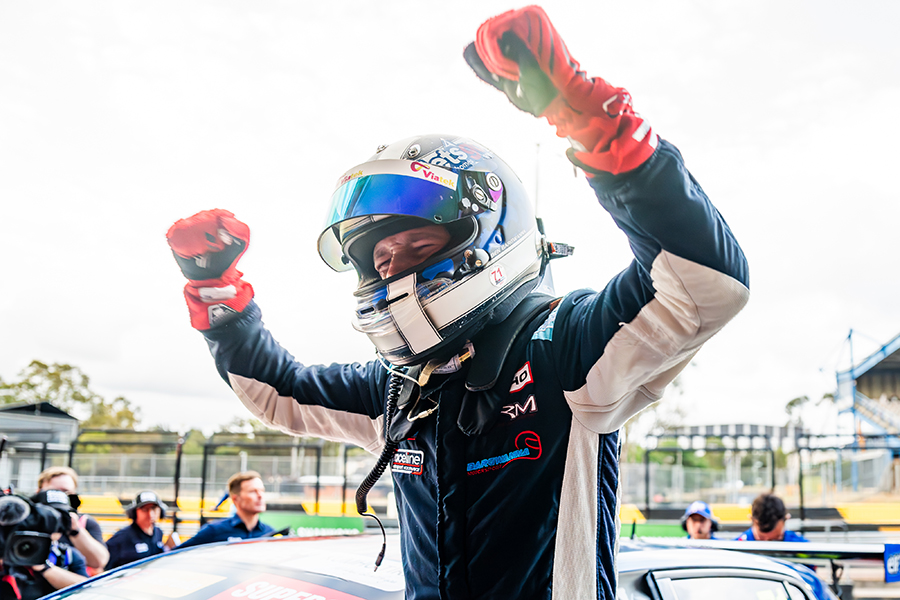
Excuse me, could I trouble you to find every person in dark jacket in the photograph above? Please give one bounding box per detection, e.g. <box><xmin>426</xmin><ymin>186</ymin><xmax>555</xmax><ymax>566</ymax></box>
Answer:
<box><xmin>105</xmin><ymin>490</ymin><xmax>169</xmax><ymax>570</ymax></box>
<box><xmin>165</xmin><ymin>7</ymin><xmax>749</xmax><ymax>599</ymax></box>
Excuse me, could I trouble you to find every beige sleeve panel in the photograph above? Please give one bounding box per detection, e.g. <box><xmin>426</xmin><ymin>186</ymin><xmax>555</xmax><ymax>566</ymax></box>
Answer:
<box><xmin>564</xmin><ymin>251</ymin><xmax>750</xmax><ymax>434</ymax></box>
<box><xmin>550</xmin><ymin>417</ymin><xmax>600</xmax><ymax>599</ymax></box>
<box><xmin>228</xmin><ymin>373</ymin><xmax>385</xmax><ymax>454</ymax></box>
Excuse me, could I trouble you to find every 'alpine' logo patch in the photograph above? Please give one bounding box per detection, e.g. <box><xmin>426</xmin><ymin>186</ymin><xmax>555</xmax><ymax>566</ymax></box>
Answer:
<box><xmin>509</xmin><ymin>362</ymin><xmax>533</xmax><ymax>393</ymax></box>
<box><xmin>392</xmin><ymin>449</ymin><xmax>424</xmax><ymax>475</ymax></box>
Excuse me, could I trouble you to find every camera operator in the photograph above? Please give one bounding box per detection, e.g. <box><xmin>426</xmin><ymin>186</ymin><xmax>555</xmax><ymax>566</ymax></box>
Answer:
<box><xmin>36</xmin><ymin>466</ymin><xmax>108</xmax><ymax>571</ymax></box>
<box><xmin>0</xmin><ymin>492</ymin><xmax>87</xmax><ymax>600</ymax></box>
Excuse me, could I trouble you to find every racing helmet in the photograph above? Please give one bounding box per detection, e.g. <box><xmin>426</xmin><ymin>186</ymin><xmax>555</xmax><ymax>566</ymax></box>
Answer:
<box><xmin>318</xmin><ymin>134</ymin><xmax>549</xmax><ymax>366</ymax></box>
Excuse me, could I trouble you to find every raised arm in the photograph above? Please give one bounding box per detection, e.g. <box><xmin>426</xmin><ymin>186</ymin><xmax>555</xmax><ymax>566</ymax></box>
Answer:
<box><xmin>467</xmin><ymin>6</ymin><xmax>749</xmax><ymax>432</ymax></box>
<box><xmin>166</xmin><ymin>210</ymin><xmax>388</xmax><ymax>452</ymax></box>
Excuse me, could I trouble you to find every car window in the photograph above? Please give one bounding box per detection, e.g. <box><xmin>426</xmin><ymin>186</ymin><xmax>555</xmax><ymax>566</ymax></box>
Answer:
<box><xmin>668</xmin><ymin>577</ymin><xmax>791</xmax><ymax>600</ymax></box>
<box><xmin>786</xmin><ymin>583</ymin><xmax>810</xmax><ymax>600</ymax></box>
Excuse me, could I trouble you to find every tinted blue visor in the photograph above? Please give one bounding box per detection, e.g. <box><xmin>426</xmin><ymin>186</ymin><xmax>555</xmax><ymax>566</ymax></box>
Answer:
<box><xmin>318</xmin><ymin>160</ymin><xmax>463</xmax><ymax>272</ymax></box>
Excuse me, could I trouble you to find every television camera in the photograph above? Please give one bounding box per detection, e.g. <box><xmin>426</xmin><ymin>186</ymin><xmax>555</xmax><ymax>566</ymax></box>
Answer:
<box><xmin>0</xmin><ymin>436</ymin><xmax>73</xmax><ymax>570</ymax></box>
<box><xmin>0</xmin><ymin>491</ymin><xmax>64</xmax><ymax>568</ymax></box>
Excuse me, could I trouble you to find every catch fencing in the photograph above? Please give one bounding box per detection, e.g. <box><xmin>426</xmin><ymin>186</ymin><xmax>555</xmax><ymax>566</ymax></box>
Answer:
<box><xmin>1</xmin><ymin>436</ymin><xmax>896</xmax><ymax>517</ymax></box>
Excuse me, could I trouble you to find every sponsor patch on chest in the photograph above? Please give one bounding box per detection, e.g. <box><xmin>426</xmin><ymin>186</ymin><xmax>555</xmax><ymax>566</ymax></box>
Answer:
<box><xmin>509</xmin><ymin>362</ymin><xmax>533</xmax><ymax>393</ymax></box>
<box><xmin>501</xmin><ymin>395</ymin><xmax>537</xmax><ymax>420</ymax></box>
<box><xmin>467</xmin><ymin>431</ymin><xmax>542</xmax><ymax>476</ymax></box>
<box><xmin>392</xmin><ymin>448</ymin><xmax>424</xmax><ymax>475</ymax></box>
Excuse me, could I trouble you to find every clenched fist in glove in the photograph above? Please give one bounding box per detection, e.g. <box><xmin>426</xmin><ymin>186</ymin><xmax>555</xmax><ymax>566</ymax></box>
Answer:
<box><xmin>464</xmin><ymin>5</ymin><xmax>657</xmax><ymax>175</ymax></box>
<box><xmin>166</xmin><ymin>209</ymin><xmax>253</xmax><ymax>330</ymax></box>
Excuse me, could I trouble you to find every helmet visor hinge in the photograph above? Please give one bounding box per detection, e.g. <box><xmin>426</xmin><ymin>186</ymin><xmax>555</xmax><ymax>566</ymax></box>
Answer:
<box><xmin>456</xmin><ymin>247</ymin><xmax>490</xmax><ymax>277</ymax></box>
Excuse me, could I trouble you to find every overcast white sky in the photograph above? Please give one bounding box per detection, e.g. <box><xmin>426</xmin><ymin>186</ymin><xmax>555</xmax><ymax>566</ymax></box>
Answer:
<box><xmin>2</xmin><ymin>1</ymin><xmax>898</xmax><ymax>435</ymax></box>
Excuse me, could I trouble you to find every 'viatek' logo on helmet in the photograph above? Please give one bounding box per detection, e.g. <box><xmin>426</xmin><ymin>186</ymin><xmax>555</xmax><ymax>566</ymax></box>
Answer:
<box><xmin>409</xmin><ymin>161</ymin><xmax>456</xmax><ymax>189</ymax></box>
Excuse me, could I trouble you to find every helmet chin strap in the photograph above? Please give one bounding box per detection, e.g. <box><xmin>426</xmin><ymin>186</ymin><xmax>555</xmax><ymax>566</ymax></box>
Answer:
<box><xmin>375</xmin><ymin>352</ymin><xmax>419</xmax><ymax>385</ymax></box>
<box><xmin>385</xmin><ymin>273</ymin><xmax>442</xmax><ymax>355</ymax></box>
<box><xmin>376</xmin><ymin>340</ymin><xmax>475</xmax><ymax>388</ymax></box>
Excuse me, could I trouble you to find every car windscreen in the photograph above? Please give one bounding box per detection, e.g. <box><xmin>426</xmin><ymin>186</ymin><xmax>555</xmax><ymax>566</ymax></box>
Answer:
<box><xmin>666</xmin><ymin>576</ymin><xmax>798</xmax><ymax>600</ymax></box>
<box><xmin>49</xmin><ymin>537</ymin><xmax>404</xmax><ymax>600</ymax></box>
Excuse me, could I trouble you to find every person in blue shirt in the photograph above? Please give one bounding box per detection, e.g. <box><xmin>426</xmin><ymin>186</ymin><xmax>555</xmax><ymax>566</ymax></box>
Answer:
<box><xmin>736</xmin><ymin>493</ymin><xmax>809</xmax><ymax>542</ymax></box>
<box><xmin>681</xmin><ymin>501</ymin><xmax>719</xmax><ymax>540</ymax></box>
<box><xmin>177</xmin><ymin>471</ymin><xmax>274</xmax><ymax>548</ymax></box>
<box><xmin>105</xmin><ymin>490</ymin><xmax>169</xmax><ymax>569</ymax></box>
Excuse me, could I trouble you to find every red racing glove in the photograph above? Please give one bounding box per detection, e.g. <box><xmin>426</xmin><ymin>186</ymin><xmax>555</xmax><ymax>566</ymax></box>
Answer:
<box><xmin>166</xmin><ymin>209</ymin><xmax>253</xmax><ymax>330</ymax></box>
<box><xmin>464</xmin><ymin>5</ymin><xmax>657</xmax><ymax>175</ymax></box>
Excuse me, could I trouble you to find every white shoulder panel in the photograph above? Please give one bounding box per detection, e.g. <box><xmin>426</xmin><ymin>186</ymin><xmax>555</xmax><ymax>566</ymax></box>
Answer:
<box><xmin>229</xmin><ymin>373</ymin><xmax>385</xmax><ymax>455</ymax></box>
<box><xmin>565</xmin><ymin>251</ymin><xmax>749</xmax><ymax>434</ymax></box>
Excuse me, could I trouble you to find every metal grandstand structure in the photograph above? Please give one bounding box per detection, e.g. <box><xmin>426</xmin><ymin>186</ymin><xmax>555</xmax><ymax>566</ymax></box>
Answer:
<box><xmin>836</xmin><ymin>330</ymin><xmax>900</xmax><ymax>438</ymax></box>
<box><xmin>832</xmin><ymin>330</ymin><xmax>900</xmax><ymax>497</ymax></box>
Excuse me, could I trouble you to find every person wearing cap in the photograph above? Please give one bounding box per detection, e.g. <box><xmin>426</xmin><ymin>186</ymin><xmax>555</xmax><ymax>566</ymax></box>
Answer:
<box><xmin>736</xmin><ymin>493</ymin><xmax>809</xmax><ymax>542</ymax></box>
<box><xmin>176</xmin><ymin>471</ymin><xmax>274</xmax><ymax>549</ymax></box>
<box><xmin>36</xmin><ymin>465</ymin><xmax>109</xmax><ymax>571</ymax></box>
<box><xmin>104</xmin><ymin>490</ymin><xmax>169</xmax><ymax>570</ymax></box>
<box><xmin>681</xmin><ymin>501</ymin><xmax>719</xmax><ymax>540</ymax></box>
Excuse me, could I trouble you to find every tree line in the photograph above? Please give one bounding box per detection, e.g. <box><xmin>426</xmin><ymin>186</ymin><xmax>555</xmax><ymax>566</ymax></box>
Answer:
<box><xmin>0</xmin><ymin>360</ymin><xmax>139</xmax><ymax>429</ymax></box>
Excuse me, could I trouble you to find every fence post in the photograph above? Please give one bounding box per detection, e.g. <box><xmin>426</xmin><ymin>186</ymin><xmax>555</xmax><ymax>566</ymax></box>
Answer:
<box><xmin>40</xmin><ymin>442</ymin><xmax>48</xmax><ymax>471</ymax></box>
<box><xmin>769</xmin><ymin>448</ymin><xmax>776</xmax><ymax>491</ymax></box>
<box><xmin>172</xmin><ymin>437</ymin><xmax>184</xmax><ymax>533</ymax></box>
<box><xmin>643</xmin><ymin>450</ymin><xmax>651</xmax><ymax>520</ymax></box>
<box><xmin>797</xmin><ymin>448</ymin><xmax>806</xmax><ymax>533</ymax></box>
<box><xmin>341</xmin><ymin>447</ymin><xmax>348</xmax><ymax>516</ymax></box>
<box><xmin>199</xmin><ymin>444</ymin><xmax>210</xmax><ymax>527</ymax></box>
<box><xmin>314</xmin><ymin>446</ymin><xmax>322</xmax><ymax>515</ymax></box>
<box><xmin>68</xmin><ymin>430</ymin><xmax>82</xmax><ymax>468</ymax></box>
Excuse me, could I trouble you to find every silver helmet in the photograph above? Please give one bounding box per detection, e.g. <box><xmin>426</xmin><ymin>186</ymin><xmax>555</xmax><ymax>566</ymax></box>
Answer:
<box><xmin>318</xmin><ymin>134</ymin><xmax>552</xmax><ymax>366</ymax></box>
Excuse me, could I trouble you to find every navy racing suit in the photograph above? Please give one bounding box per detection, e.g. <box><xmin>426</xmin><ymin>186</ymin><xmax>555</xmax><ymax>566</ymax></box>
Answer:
<box><xmin>200</xmin><ymin>140</ymin><xmax>749</xmax><ymax>599</ymax></box>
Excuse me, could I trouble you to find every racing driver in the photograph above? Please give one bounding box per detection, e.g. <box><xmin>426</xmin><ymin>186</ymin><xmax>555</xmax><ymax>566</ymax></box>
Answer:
<box><xmin>166</xmin><ymin>6</ymin><xmax>750</xmax><ymax>599</ymax></box>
